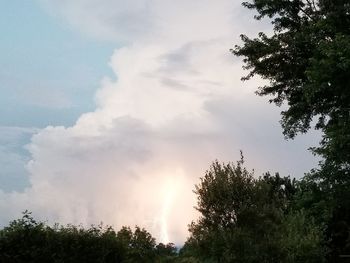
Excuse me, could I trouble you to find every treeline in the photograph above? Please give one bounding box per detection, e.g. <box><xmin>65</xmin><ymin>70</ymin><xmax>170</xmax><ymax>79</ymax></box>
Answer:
<box><xmin>0</xmin><ymin>157</ymin><xmax>348</xmax><ymax>262</ymax></box>
<box><xmin>0</xmin><ymin>211</ymin><xmax>178</xmax><ymax>262</ymax></box>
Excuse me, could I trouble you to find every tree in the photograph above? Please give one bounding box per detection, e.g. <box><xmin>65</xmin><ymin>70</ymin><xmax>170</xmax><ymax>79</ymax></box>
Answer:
<box><xmin>232</xmin><ymin>0</ymin><xmax>350</xmax><ymax>171</ymax></box>
<box><xmin>155</xmin><ymin>243</ymin><xmax>178</xmax><ymax>263</ymax></box>
<box><xmin>185</xmin><ymin>158</ymin><xmax>324</xmax><ymax>262</ymax></box>
<box><xmin>0</xmin><ymin>211</ymin><xmax>126</xmax><ymax>262</ymax></box>
<box><xmin>116</xmin><ymin>226</ymin><xmax>157</xmax><ymax>263</ymax></box>
<box><xmin>280</xmin><ymin>210</ymin><xmax>326</xmax><ymax>263</ymax></box>
<box><xmin>233</xmin><ymin>1</ymin><xmax>350</xmax><ymax>260</ymax></box>
<box><xmin>0</xmin><ymin>212</ymin><xmax>181</xmax><ymax>263</ymax></box>
<box><xmin>0</xmin><ymin>211</ymin><xmax>50</xmax><ymax>262</ymax></box>
<box><xmin>294</xmin><ymin>169</ymin><xmax>350</xmax><ymax>261</ymax></box>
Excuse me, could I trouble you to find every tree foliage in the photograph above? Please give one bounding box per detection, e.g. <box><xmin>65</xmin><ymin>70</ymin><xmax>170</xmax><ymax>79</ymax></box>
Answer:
<box><xmin>233</xmin><ymin>0</ymin><xmax>350</xmax><ymax>260</ymax></box>
<box><xmin>232</xmin><ymin>0</ymin><xmax>350</xmax><ymax>171</ymax></box>
<box><xmin>0</xmin><ymin>211</ymin><xmax>177</xmax><ymax>263</ymax></box>
<box><xmin>184</xmin><ymin>159</ymin><xmax>325</xmax><ymax>263</ymax></box>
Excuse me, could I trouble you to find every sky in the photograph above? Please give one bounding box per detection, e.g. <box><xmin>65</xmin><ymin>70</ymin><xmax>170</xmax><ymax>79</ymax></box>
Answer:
<box><xmin>0</xmin><ymin>0</ymin><xmax>320</xmax><ymax>244</ymax></box>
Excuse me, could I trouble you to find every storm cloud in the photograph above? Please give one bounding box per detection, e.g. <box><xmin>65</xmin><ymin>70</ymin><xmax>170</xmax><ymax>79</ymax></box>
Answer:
<box><xmin>1</xmin><ymin>0</ymin><xmax>319</xmax><ymax>244</ymax></box>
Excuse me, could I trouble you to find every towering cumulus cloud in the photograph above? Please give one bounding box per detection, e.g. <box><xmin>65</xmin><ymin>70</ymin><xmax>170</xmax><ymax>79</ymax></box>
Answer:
<box><xmin>0</xmin><ymin>0</ymin><xmax>318</xmax><ymax>244</ymax></box>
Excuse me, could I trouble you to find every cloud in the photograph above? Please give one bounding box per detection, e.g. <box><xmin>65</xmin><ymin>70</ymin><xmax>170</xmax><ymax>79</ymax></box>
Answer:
<box><xmin>1</xmin><ymin>0</ymin><xmax>320</xmax><ymax>244</ymax></box>
<box><xmin>38</xmin><ymin>0</ymin><xmax>264</xmax><ymax>44</ymax></box>
<box><xmin>38</xmin><ymin>0</ymin><xmax>155</xmax><ymax>43</ymax></box>
<box><xmin>0</xmin><ymin>127</ymin><xmax>38</xmax><ymax>192</ymax></box>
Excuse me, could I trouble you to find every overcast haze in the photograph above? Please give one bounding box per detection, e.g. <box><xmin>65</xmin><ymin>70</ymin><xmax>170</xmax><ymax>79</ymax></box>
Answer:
<box><xmin>0</xmin><ymin>0</ymin><xmax>320</xmax><ymax>244</ymax></box>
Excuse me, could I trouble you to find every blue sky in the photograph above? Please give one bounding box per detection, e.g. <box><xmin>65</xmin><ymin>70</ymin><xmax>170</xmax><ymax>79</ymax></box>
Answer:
<box><xmin>0</xmin><ymin>1</ymin><xmax>115</xmax><ymax>192</ymax></box>
<box><xmin>0</xmin><ymin>0</ymin><xmax>114</xmax><ymax>128</ymax></box>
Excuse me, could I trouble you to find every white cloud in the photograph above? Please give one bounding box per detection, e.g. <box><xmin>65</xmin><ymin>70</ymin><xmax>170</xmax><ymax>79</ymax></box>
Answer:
<box><xmin>1</xmin><ymin>0</ymin><xmax>320</xmax><ymax>244</ymax></box>
<box><xmin>39</xmin><ymin>0</ymin><xmax>155</xmax><ymax>43</ymax></box>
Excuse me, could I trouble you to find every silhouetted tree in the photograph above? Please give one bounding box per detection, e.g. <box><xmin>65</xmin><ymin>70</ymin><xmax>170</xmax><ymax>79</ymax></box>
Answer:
<box><xmin>185</xmin><ymin>158</ymin><xmax>325</xmax><ymax>262</ymax></box>
<box><xmin>233</xmin><ymin>1</ymin><xmax>350</xmax><ymax>260</ymax></box>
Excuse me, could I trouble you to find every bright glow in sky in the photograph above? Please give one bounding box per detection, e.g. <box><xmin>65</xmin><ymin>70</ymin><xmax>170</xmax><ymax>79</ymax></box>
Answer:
<box><xmin>157</xmin><ymin>174</ymin><xmax>181</xmax><ymax>244</ymax></box>
<box><xmin>0</xmin><ymin>0</ymin><xmax>320</xmax><ymax>244</ymax></box>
